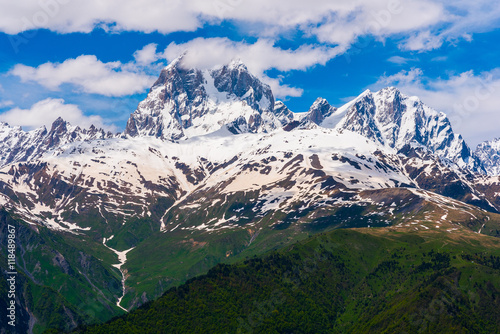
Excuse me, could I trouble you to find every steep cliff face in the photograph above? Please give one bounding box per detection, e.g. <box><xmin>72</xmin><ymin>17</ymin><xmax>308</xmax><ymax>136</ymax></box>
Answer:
<box><xmin>475</xmin><ymin>138</ymin><xmax>500</xmax><ymax>176</ymax></box>
<box><xmin>300</xmin><ymin>97</ymin><xmax>337</xmax><ymax>127</ymax></box>
<box><xmin>124</xmin><ymin>57</ymin><xmax>285</xmax><ymax>140</ymax></box>
<box><xmin>305</xmin><ymin>87</ymin><xmax>482</xmax><ymax>172</ymax></box>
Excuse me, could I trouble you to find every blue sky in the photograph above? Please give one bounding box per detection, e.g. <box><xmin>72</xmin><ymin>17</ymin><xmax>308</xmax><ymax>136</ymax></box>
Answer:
<box><xmin>1</xmin><ymin>0</ymin><xmax>500</xmax><ymax>146</ymax></box>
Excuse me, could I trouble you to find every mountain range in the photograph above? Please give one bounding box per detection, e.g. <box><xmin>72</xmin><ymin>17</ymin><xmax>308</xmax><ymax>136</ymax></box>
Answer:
<box><xmin>1</xmin><ymin>55</ymin><xmax>500</xmax><ymax>333</ymax></box>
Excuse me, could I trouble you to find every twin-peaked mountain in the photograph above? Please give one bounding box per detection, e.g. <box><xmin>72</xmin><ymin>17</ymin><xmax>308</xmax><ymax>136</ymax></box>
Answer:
<box><xmin>124</xmin><ymin>58</ymin><xmax>292</xmax><ymax>140</ymax></box>
<box><xmin>1</xmin><ymin>57</ymin><xmax>500</xmax><ymax>320</ymax></box>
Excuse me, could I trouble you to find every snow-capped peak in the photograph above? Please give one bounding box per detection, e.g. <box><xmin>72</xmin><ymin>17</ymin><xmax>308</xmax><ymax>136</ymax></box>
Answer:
<box><xmin>475</xmin><ymin>138</ymin><xmax>500</xmax><ymax>176</ymax></box>
<box><xmin>1</xmin><ymin>59</ymin><xmax>494</xmax><ymax>176</ymax></box>
<box><xmin>311</xmin><ymin>87</ymin><xmax>480</xmax><ymax>171</ymax></box>
<box><xmin>359</xmin><ymin>88</ymin><xmax>372</xmax><ymax>97</ymax></box>
<box><xmin>227</xmin><ymin>58</ymin><xmax>248</xmax><ymax>71</ymax></box>
<box><xmin>124</xmin><ymin>57</ymin><xmax>285</xmax><ymax>140</ymax></box>
<box><xmin>299</xmin><ymin>97</ymin><xmax>337</xmax><ymax>127</ymax></box>
<box><xmin>0</xmin><ymin>118</ymin><xmax>113</xmax><ymax>168</ymax></box>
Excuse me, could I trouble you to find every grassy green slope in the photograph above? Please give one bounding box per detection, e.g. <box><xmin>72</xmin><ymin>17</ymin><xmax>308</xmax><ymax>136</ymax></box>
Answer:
<box><xmin>72</xmin><ymin>228</ymin><xmax>500</xmax><ymax>333</ymax></box>
<box><xmin>0</xmin><ymin>209</ymin><xmax>125</xmax><ymax>333</ymax></box>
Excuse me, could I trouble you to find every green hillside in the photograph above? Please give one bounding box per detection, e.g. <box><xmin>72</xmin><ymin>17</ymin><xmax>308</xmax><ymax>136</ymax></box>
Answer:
<box><xmin>69</xmin><ymin>228</ymin><xmax>500</xmax><ymax>333</ymax></box>
<box><xmin>0</xmin><ymin>209</ymin><xmax>124</xmax><ymax>333</ymax></box>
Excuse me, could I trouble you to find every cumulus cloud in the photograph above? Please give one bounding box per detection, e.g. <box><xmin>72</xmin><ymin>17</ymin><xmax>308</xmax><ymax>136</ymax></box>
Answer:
<box><xmin>9</xmin><ymin>55</ymin><xmax>156</xmax><ymax>97</ymax></box>
<box><xmin>372</xmin><ymin>68</ymin><xmax>500</xmax><ymax>146</ymax></box>
<box><xmin>311</xmin><ymin>0</ymin><xmax>445</xmax><ymax>47</ymax></box>
<box><xmin>133</xmin><ymin>43</ymin><xmax>160</xmax><ymax>66</ymax></box>
<box><xmin>0</xmin><ymin>0</ymin><xmax>500</xmax><ymax>50</ymax></box>
<box><xmin>0</xmin><ymin>0</ymin><xmax>197</xmax><ymax>35</ymax></box>
<box><xmin>7</xmin><ymin>43</ymin><xmax>165</xmax><ymax>98</ymax></box>
<box><xmin>0</xmin><ymin>98</ymin><xmax>115</xmax><ymax>131</ymax></box>
<box><xmin>7</xmin><ymin>39</ymin><xmax>333</xmax><ymax>98</ymax></box>
<box><xmin>400</xmin><ymin>30</ymin><xmax>445</xmax><ymax>51</ymax></box>
<box><xmin>164</xmin><ymin>38</ymin><xmax>342</xmax><ymax>73</ymax></box>
<box><xmin>375</xmin><ymin>68</ymin><xmax>424</xmax><ymax>86</ymax></box>
<box><xmin>2</xmin><ymin>0</ymin><xmax>499</xmax><ymax>52</ymax></box>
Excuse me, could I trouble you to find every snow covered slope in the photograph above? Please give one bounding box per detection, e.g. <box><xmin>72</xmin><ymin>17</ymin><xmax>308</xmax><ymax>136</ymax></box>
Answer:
<box><xmin>308</xmin><ymin>87</ymin><xmax>481</xmax><ymax>172</ymax></box>
<box><xmin>0</xmin><ymin>128</ymin><xmax>413</xmax><ymax>233</ymax></box>
<box><xmin>475</xmin><ymin>138</ymin><xmax>500</xmax><ymax>176</ymax></box>
<box><xmin>1</xmin><ymin>58</ymin><xmax>499</xmax><ymax>234</ymax></box>
<box><xmin>0</xmin><ymin>118</ymin><xmax>113</xmax><ymax>168</ymax></box>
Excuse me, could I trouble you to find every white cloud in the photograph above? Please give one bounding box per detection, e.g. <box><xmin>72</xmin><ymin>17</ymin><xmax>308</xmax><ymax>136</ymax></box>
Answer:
<box><xmin>0</xmin><ymin>100</ymin><xmax>14</xmax><ymax>108</ymax></box>
<box><xmin>387</xmin><ymin>56</ymin><xmax>415</xmax><ymax>64</ymax></box>
<box><xmin>400</xmin><ymin>30</ymin><xmax>445</xmax><ymax>51</ymax></box>
<box><xmin>133</xmin><ymin>43</ymin><xmax>159</xmax><ymax>66</ymax></box>
<box><xmin>9</xmin><ymin>55</ymin><xmax>156</xmax><ymax>97</ymax></box>
<box><xmin>2</xmin><ymin>1</ymin><xmax>499</xmax><ymax>53</ymax></box>
<box><xmin>311</xmin><ymin>0</ymin><xmax>445</xmax><ymax>47</ymax></box>
<box><xmin>163</xmin><ymin>38</ymin><xmax>341</xmax><ymax>73</ymax></box>
<box><xmin>261</xmin><ymin>76</ymin><xmax>304</xmax><ymax>98</ymax></box>
<box><xmin>0</xmin><ymin>98</ymin><xmax>115</xmax><ymax>131</ymax></box>
<box><xmin>163</xmin><ymin>37</ymin><xmax>342</xmax><ymax>98</ymax></box>
<box><xmin>6</xmin><ymin>39</ymin><xmax>331</xmax><ymax>99</ymax></box>
<box><xmin>375</xmin><ymin>68</ymin><xmax>424</xmax><ymax>87</ymax></box>
<box><xmin>372</xmin><ymin>68</ymin><xmax>500</xmax><ymax>146</ymax></box>
<box><xmin>0</xmin><ymin>0</ymin><xmax>197</xmax><ymax>35</ymax></box>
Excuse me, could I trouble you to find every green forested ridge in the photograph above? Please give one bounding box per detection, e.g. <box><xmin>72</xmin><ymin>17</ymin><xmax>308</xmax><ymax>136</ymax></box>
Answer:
<box><xmin>0</xmin><ymin>209</ymin><xmax>124</xmax><ymax>333</ymax></box>
<box><xmin>69</xmin><ymin>228</ymin><xmax>500</xmax><ymax>333</ymax></box>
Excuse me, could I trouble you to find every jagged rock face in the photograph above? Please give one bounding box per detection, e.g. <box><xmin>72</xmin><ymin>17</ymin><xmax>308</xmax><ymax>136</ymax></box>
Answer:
<box><xmin>273</xmin><ymin>101</ymin><xmax>294</xmax><ymax>126</ymax></box>
<box><xmin>0</xmin><ymin>122</ymin><xmax>47</xmax><ymax>167</ymax></box>
<box><xmin>124</xmin><ymin>58</ymin><xmax>283</xmax><ymax>140</ymax></box>
<box><xmin>211</xmin><ymin>62</ymin><xmax>274</xmax><ymax>111</ymax></box>
<box><xmin>313</xmin><ymin>87</ymin><xmax>482</xmax><ymax>172</ymax></box>
<box><xmin>301</xmin><ymin>98</ymin><xmax>336</xmax><ymax>126</ymax></box>
<box><xmin>373</xmin><ymin>88</ymin><xmax>480</xmax><ymax>171</ymax></box>
<box><xmin>0</xmin><ymin>118</ymin><xmax>112</xmax><ymax>168</ymax></box>
<box><xmin>338</xmin><ymin>92</ymin><xmax>384</xmax><ymax>143</ymax></box>
<box><xmin>475</xmin><ymin>139</ymin><xmax>500</xmax><ymax>176</ymax></box>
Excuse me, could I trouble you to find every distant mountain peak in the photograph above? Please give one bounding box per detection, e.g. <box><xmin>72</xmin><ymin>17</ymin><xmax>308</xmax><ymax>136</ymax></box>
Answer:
<box><xmin>300</xmin><ymin>97</ymin><xmax>337</xmax><ymax>127</ymax></box>
<box><xmin>475</xmin><ymin>138</ymin><xmax>500</xmax><ymax>176</ymax></box>
<box><xmin>306</xmin><ymin>87</ymin><xmax>482</xmax><ymax>171</ymax></box>
<box><xmin>311</xmin><ymin>97</ymin><xmax>330</xmax><ymax>108</ymax></box>
<box><xmin>359</xmin><ymin>88</ymin><xmax>373</xmax><ymax>96</ymax></box>
<box><xmin>0</xmin><ymin>119</ymin><xmax>112</xmax><ymax>168</ymax></box>
<box><xmin>2</xmin><ymin>59</ymin><xmax>494</xmax><ymax>177</ymax></box>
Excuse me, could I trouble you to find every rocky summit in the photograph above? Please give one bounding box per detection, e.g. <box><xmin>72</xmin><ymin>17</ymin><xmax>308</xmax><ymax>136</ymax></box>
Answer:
<box><xmin>123</xmin><ymin>57</ymin><xmax>290</xmax><ymax>140</ymax></box>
